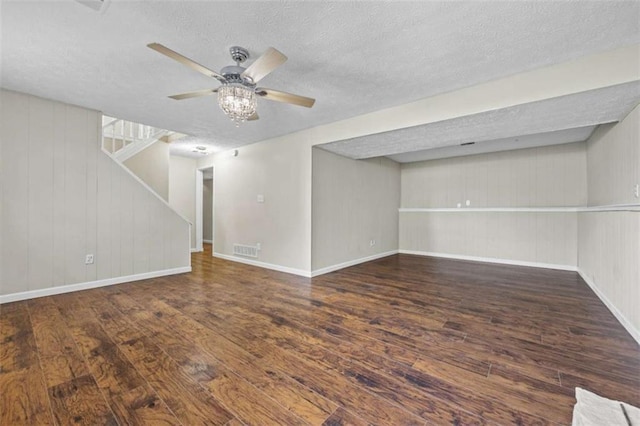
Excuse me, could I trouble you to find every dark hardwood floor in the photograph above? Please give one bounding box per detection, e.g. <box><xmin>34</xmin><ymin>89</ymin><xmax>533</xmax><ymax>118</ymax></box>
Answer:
<box><xmin>2</xmin><ymin>244</ymin><xmax>639</xmax><ymax>425</ymax></box>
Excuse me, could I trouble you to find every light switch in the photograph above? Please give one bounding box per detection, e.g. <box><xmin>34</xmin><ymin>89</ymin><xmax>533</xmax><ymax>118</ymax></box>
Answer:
<box><xmin>257</xmin><ymin>194</ymin><xmax>265</xmax><ymax>203</ymax></box>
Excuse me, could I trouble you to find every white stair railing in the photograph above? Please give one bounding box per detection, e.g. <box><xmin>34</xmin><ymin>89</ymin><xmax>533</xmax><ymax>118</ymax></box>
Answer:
<box><xmin>102</xmin><ymin>116</ymin><xmax>170</xmax><ymax>162</ymax></box>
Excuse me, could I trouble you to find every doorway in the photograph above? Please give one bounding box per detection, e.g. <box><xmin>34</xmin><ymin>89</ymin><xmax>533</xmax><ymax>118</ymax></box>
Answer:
<box><xmin>195</xmin><ymin>166</ymin><xmax>214</xmax><ymax>253</ymax></box>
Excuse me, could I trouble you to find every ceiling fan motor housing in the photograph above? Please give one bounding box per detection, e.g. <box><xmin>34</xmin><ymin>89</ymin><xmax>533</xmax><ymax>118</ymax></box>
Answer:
<box><xmin>229</xmin><ymin>46</ymin><xmax>249</xmax><ymax>63</ymax></box>
<box><xmin>220</xmin><ymin>65</ymin><xmax>255</xmax><ymax>86</ymax></box>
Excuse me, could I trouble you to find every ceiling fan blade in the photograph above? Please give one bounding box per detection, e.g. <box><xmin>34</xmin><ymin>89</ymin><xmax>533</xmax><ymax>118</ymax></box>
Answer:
<box><xmin>256</xmin><ymin>88</ymin><xmax>315</xmax><ymax>108</ymax></box>
<box><xmin>247</xmin><ymin>112</ymin><xmax>259</xmax><ymax>121</ymax></box>
<box><xmin>241</xmin><ymin>48</ymin><xmax>287</xmax><ymax>83</ymax></box>
<box><xmin>148</xmin><ymin>43</ymin><xmax>226</xmax><ymax>83</ymax></box>
<box><xmin>168</xmin><ymin>88</ymin><xmax>218</xmax><ymax>100</ymax></box>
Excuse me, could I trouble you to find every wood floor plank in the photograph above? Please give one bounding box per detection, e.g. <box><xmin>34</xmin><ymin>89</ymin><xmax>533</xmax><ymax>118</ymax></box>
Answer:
<box><xmin>0</xmin><ymin>366</ymin><xmax>54</xmax><ymax>425</ymax></box>
<box><xmin>117</xmin><ymin>335</ymin><xmax>234</xmax><ymax>426</ymax></box>
<box><xmin>108</xmin><ymin>291</ymin><xmax>338</xmax><ymax>425</ymax></box>
<box><xmin>48</xmin><ymin>374</ymin><xmax>117</xmax><ymax>426</ymax></box>
<box><xmin>4</xmin><ymin>244</ymin><xmax>638</xmax><ymax>424</ymax></box>
<box><xmin>109</xmin><ymin>384</ymin><xmax>182</xmax><ymax>426</ymax></box>
<box><xmin>321</xmin><ymin>407</ymin><xmax>370</xmax><ymax>426</ymax></box>
<box><xmin>27</xmin><ymin>298</ymin><xmax>92</xmax><ymax>388</ymax></box>
<box><xmin>1</xmin><ymin>301</ymin><xmax>39</xmax><ymax>373</ymax></box>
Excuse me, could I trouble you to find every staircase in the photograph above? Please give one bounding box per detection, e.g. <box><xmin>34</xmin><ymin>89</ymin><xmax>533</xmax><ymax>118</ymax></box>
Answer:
<box><xmin>102</xmin><ymin>116</ymin><xmax>171</xmax><ymax>162</ymax></box>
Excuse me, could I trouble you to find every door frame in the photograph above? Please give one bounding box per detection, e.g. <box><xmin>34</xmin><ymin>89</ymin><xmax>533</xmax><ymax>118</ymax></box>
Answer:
<box><xmin>195</xmin><ymin>165</ymin><xmax>215</xmax><ymax>253</ymax></box>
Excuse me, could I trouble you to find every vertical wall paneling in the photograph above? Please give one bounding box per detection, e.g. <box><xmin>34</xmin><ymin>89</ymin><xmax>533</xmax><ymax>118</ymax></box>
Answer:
<box><xmin>311</xmin><ymin>148</ymin><xmax>400</xmax><ymax>271</ymax></box>
<box><xmin>132</xmin><ymin>185</ymin><xmax>150</xmax><ymax>274</ymax></box>
<box><xmin>109</xmin><ymin>160</ymin><xmax>122</xmax><ymax>278</ymax></box>
<box><xmin>119</xmin><ymin>169</ymin><xmax>134</xmax><ymax>277</ymax></box>
<box><xmin>148</xmin><ymin>190</ymin><xmax>164</xmax><ymax>271</ymax></box>
<box><xmin>400</xmin><ymin>142</ymin><xmax>586</xmax><ymax>268</ymax></box>
<box><xmin>579</xmin><ymin>104</ymin><xmax>640</xmax><ymax>341</ymax></box>
<box><xmin>0</xmin><ymin>90</ymin><xmax>190</xmax><ymax>299</ymax></box>
<box><xmin>85</xmin><ymin>107</ymin><xmax>98</xmax><ymax>282</ymax></box>
<box><xmin>52</xmin><ymin>102</ymin><xmax>67</xmax><ymax>285</ymax></box>
<box><xmin>63</xmin><ymin>106</ymin><xmax>88</xmax><ymax>285</ymax></box>
<box><xmin>0</xmin><ymin>91</ymin><xmax>29</xmax><ymax>294</ymax></box>
<box><xmin>27</xmin><ymin>95</ymin><xmax>55</xmax><ymax>290</ymax></box>
<box><xmin>96</xmin><ymin>150</ymin><xmax>112</xmax><ymax>280</ymax></box>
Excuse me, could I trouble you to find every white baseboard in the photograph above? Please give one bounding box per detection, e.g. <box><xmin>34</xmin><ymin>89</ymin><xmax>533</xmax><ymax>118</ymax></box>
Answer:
<box><xmin>203</xmin><ymin>239</ymin><xmax>213</xmax><ymax>244</ymax></box>
<box><xmin>398</xmin><ymin>249</ymin><xmax>577</xmax><ymax>272</ymax></box>
<box><xmin>577</xmin><ymin>269</ymin><xmax>640</xmax><ymax>345</ymax></box>
<box><xmin>190</xmin><ymin>248</ymin><xmax>203</xmax><ymax>253</ymax></box>
<box><xmin>213</xmin><ymin>252</ymin><xmax>311</xmax><ymax>278</ymax></box>
<box><xmin>311</xmin><ymin>250</ymin><xmax>399</xmax><ymax>277</ymax></box>
<box><xmin>0</xmin><ymin>266</ymin><xmax>192</xmax><ymax>304</ymax></box>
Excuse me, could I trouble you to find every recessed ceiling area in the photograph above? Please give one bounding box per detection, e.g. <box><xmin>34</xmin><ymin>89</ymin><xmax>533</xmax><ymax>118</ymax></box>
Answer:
<box><xmin>386</xmin><ymin>126</ymin><xmax>597</xmax><ymax>164</ymax></box>
<box><xmin>2</xmin><ymin>1</ymin><xmax>639</xmax><ymax>155</ymax></box>
<box><xmin>319</xmin><ymin>81</ymin><xmax>640</xmax><ymax>160</ymax></box>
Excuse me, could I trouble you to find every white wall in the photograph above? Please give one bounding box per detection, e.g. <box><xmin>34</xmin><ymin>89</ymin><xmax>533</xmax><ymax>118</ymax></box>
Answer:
<box><xmin>0</xmin><ymin>90</ymin><xmax>190</xmax><ymax>298</ymax></box>
<box><xmin>579</xmin><ymin>105</ymin><xmax>640</xmax><ymax>340</ymax></box>
<box><xmin>194</xmin><ymin>47</ymin><xmax>637</xmax><ymax>277</ymax></box>
<box><xmin>312</xmin><ymin>148</ymin><xmax>400</xmax><ymax>271</ymax></box>
<box><xmin>400</xmin><ymin>143</ymin><xmax>587</xmax><ymax>268</ymax></box>
<box><xmin>203</xmin><ymin>178</ymin><xmax>213</xmax><ymax>242</ymax></box>
<box><xmin>198</xmin><ymin>136</ymin><xmax>313</xmax><ymax>273</ymax></box>
<box><xmin>402</xmin><ymin>143</ymin><xmax>587</xmax><ymax>208</ymax></box>
<box><xmin>123</xmin><ymin>140</ymin><xmax>170</xmax><ymax>200</ymax></box>
<box><xmin>169</xmin><ymin>155</ymin><xmax>197</xmax><ymax>249</ymax></box>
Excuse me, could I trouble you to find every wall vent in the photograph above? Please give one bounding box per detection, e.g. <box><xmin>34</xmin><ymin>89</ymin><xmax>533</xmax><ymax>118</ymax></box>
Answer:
<box><xmin>233</xmin><ymin>244</ymin><xmax>259</xmax><ymax>258</ymax></box>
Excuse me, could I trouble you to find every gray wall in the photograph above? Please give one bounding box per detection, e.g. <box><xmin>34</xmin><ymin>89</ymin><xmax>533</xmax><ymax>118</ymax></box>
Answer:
<box><xmin>579</xmin><ymin>105</ymin><xmax>640</xmax><ymax>338</ymax></box>
<box><xmin>123</xmin><ymin>140</ymin><xmax>170</xmax><ymax>201</ymax></box>
<box><xmin>311</xmin><ymin>148</ymin><xmax>400</xmax><ymax>271</ymax></box>
<box><xmin>203</xmin><ymin>178</ymin><xmax>213</xmax><ymax>242</ymax></box>
<box><xmin>400</xmin><ymin>143</ymin><xmax>587</xmax><ymax>267</ymax></box>
<box><xmin>0</xmin><ymin>90</ymin><xmax>190</xmax><ymax>297</ymax></box>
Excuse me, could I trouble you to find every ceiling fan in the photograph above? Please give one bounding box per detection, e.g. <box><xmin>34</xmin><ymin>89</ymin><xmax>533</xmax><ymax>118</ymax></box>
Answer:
<box><xmin>148</xmin><ymin>43</ymin><xmax>315</xmax><ymax>125</ymax></box>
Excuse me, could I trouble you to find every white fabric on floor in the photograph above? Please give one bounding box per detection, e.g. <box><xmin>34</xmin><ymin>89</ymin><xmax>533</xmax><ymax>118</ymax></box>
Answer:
<box><xmin>572</xmin><ymin>387</ymin><xmax>640</xmax><ymax>426</ymax></box>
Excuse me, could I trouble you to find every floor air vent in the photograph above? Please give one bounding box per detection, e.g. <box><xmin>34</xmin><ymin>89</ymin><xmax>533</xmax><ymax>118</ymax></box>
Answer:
<box><xmin>233</xmin><ymin>244</ymin><xmax>259</xmax><ymax>258</ymax></box>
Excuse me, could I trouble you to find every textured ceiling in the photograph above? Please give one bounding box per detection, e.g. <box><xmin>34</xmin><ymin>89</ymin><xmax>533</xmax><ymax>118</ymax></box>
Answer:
<box><xmin>2</xmin><ymin>0</ymin><xmax>639</xmax><ymax>156</ymax></box>
<box><xmin>319</xmin><ymin>82</ymin><xmax>640</xmax><ymax>159</ymax></box>
<box><xmin>386</xmin><ymin>126</ymin><xmax>596</xmax><ymax>163</ymax></box>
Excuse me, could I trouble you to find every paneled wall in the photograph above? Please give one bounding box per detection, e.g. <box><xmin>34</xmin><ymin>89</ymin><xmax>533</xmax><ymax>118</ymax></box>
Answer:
<box><xmin>400</xmin><ymin>211</ymin><xmax>578</xmax><ymax>266</ymax></box>
<box><xmin>579</xmin><ymin>104</ymin><xmax>640</xmax><ymax>339</ymax></box>
<box><xmin>401</xmin><ymin>142</ymin><xmax>586</xmax><ymax>208</ymax></box>
<box><xmin>586</xmin><ymin>109</ymin><xmax>639</xmax><ymax>206</ymax></box>
<box><xmin>400</xmin><ymin>143</ymin><xmax>587</xmax><ymax>268</ymax></box>
<box><xmin>0</xmin><ymin>90</ymin><xmax>190</xmax><ymax>298</ymax></box>
<box><xmin>312</xmin><ymin>148</ymin><xmax>400</xmax><ymax>271</ymax></box>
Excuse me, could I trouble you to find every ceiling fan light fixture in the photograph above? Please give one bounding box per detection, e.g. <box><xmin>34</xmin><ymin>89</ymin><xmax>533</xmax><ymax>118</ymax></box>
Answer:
<box><xmin>218</xmin><ymin>83</ymin><xmax>257</xmax><ymax>126</ymax></box>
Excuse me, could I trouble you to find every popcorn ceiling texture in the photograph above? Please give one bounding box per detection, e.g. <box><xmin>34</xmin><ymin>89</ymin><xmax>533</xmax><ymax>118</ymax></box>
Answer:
<box><xmin>2</xmin><ymin>1</ymin><xmax>639</xmax><ymax>155</ymax></box>
<box><xmin>320</xmin><ymin>82</ymin><xmax>640</xmax><ymax>160</ymax></box>
<box><xmin>386</xmin><ymin>126</ymin><xmax>596</xmax><ymax>164</ymax></box>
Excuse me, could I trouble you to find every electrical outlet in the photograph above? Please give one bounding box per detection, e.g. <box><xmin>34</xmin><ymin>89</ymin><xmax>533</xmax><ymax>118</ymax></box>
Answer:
<box><xmin>85</xmin><ymin>254</ymin><xmax>94</xmax><ymax>265</ymax></box>
<box><xmin>256</xmin><ymin>243</ymin><xmax>261</xmax><ymax>250</ymax></box>
<box><xmin>370</xmin><ymin>239</ymin><xmax>376</xmax><ymax>247</ymax></box>
<box><xmin>634</xmin><ymin>183</ymin><xmax>639</xmax><ymax>198</ymax></box>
